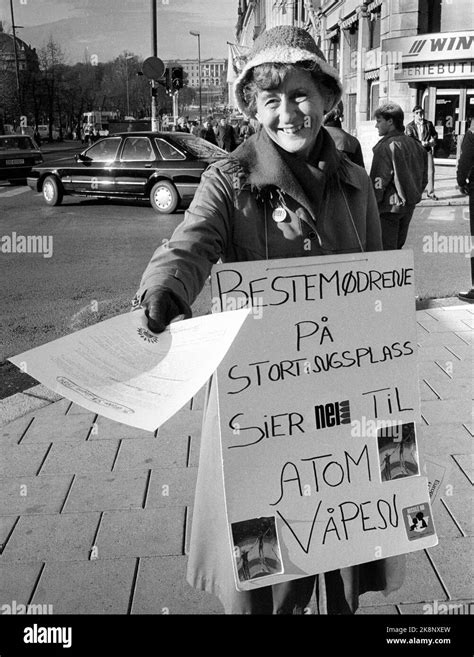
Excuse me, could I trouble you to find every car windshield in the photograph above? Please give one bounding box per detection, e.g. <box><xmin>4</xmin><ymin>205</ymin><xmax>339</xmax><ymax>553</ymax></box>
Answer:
<box><xmin>168</xmin><ymin>134</ymin><xmax>225</xmax><ymax>159</ymax></box>
<box><xmin>0</xmin><ymin>136</ymin><xmax>36</xmax><ymax>151</ymax></box>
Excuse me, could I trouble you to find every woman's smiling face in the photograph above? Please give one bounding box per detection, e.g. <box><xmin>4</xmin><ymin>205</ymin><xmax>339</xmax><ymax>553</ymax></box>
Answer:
<box><xmin>255</xmin><ymin>68</ymin><xmax>329</xmax><ymax>158</ymax></box>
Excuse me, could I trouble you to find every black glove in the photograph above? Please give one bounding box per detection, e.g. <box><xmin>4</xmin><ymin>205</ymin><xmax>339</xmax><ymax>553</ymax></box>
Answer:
<box><xmin>141</xmin><ymin>287</ymin><xmax>192</xmax><ymax>333</ymax></box>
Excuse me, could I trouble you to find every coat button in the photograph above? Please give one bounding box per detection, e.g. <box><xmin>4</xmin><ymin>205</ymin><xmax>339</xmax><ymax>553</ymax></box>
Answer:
<box><xmin>308</xmin><ymin>231</ymin><xmax>316</xmax><ymax>239</ymax></box>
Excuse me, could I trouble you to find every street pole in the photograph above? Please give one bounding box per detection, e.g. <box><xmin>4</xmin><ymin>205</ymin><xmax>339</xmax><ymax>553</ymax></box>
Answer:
<box><xmin>125</xmin><ymin>54</ymin><xmax>132</xmax><ymax>116</ymax></box>
<box><xmin>190</xmin><ymin>31</ymin><xmax>202</xmax><ymax>125</ymax></box>
<box><xmin>150</xmin><ymin>0</ymin><xmax>159</xmax><ymax>131</ymax></box>
<box><xmin>9</xmin><ymin>0</ymin><xmax>22</xmax><ymax>116</ymax></box>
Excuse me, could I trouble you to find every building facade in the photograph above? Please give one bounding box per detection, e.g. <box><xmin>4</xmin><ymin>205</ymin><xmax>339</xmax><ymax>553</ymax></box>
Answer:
<box><xmin>235</xmin><ymin>0</ymin><xmax>474</xmax><ymax>164</ymax></box>
<box><xmin>164</xmin><ymin>58</ymin><xmax>227</xmax><ymax>88</ymax></box>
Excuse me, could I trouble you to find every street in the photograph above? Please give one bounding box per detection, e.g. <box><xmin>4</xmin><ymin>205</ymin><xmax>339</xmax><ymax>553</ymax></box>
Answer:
<box><xmin>0</xmin><ymin>151</ymin><xmax>470</xmax><ymax>397</ymax></box>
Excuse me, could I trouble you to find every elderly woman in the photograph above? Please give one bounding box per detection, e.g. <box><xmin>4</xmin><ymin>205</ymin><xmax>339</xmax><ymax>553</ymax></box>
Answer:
<box><xmin>134</xmin><ymin>26</ymin><xmax>404</xmax><ymax>614</ymax></box>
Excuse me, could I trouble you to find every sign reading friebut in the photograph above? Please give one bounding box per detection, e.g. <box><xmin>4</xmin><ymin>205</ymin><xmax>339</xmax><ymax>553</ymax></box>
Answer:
<box><xmin>211</xmin><ymin>251</ymin><xmax>438</xmax><ymax>591</ymax></box>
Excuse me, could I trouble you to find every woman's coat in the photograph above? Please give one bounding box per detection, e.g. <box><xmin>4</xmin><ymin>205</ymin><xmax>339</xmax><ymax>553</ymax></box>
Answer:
<box><xmin>137</xmin><ymin>127</ymin><xmax>405</xmax><ymax>612</ymax></box>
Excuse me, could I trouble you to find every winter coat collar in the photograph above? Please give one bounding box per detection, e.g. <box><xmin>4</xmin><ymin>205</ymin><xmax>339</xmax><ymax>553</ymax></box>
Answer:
<box><xmin>373</xmin><ymin>130</ymin><xmax>405</xmax><ymax>150</ymax></box>
<box><xmin>230</xmin><ymin>126</ymin><xmax>362</xmax><ymax>200</ymax></box>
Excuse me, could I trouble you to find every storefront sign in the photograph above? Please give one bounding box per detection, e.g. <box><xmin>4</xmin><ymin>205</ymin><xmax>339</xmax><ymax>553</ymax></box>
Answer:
<box><xmin>384</xmin><ymin>31</ymin><xmax>474</xmax><ymax>63</ymax></box>
<box><xmin>394</xmin><ymin>60</ymin><xmax>473</xmax><ymax>81</ymax></box>
<box><xmin>211</xmin><ymin>251</ymin><xmax>437</xmax><ymax>591</ymax></box>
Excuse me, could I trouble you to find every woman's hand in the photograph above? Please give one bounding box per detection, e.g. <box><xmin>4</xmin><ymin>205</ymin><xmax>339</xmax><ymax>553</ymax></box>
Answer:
<box><xmin>142</xmin><ymin>287</ymin><xmax>192</xmax><ymax>333</ymax></box>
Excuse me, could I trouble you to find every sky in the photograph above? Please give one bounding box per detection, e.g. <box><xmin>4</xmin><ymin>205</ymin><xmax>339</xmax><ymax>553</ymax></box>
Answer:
<box><xmin>0</xmin><ymin>0</ymin><xmax>238</xmax><ymax>64</ymax></box>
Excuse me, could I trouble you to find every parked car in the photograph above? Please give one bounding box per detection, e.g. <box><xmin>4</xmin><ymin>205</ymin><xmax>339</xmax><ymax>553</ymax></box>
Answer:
<box><xmin>27</xmin><ymin>131</ymin><xmax>227</xmax><ymax>214</ymax></box>
<box><xmin>0</xmin><ymin>135</ymin><xmax>44</xmax><ymax>183</ymax></box>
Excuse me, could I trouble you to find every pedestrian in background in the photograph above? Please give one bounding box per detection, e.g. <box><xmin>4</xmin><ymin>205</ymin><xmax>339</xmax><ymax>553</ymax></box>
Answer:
<box><xmin>405</xmin><ymin>105</ymin><xmax>438</xmax><ymax>200</ymax></box>
<box><xmin>177</xmin><ymin>117</ymin><xmax>189</xmax><ymax>133</ymax></box>
<box><xmin>190</xmin><ymin>121</ymin><xmax>200</xmax><ymax>137</ymax></box>
<box><xmin>199</xmin><ymin>119</ymin><xmax>218</xmax><ymax>146</ymax></box>
<box><xmin>323</xmin><ymin>101</ymin><xmax>364</xmax><ymax>167</ymax></box>
<box><xmin>370</xmin><ymin>103</ymin><xmax>427</xmax><ymax>250</ymax></box>
<box><xmin>216</xmin><ymin>117</ymin><xmax>236</xmax><ymax>152</ymax></box>
<box><xmin>238</xmin><ymin>119</ymin><xmax>254</xmax><ymax>143</ymax></box>
<box><xmin>456</xmin><ymin>127</ymin><xmax>474</xmax><ymax>301</ymax></box>
<box><xmin>33</xmin><ymin>128</ymin><xmax>41</xmax><ymax>146</ymax></box>
<box><xmin>134</xmin><ymin>25</ymin><xmax>403</xmax><ymax>616</ymax></box>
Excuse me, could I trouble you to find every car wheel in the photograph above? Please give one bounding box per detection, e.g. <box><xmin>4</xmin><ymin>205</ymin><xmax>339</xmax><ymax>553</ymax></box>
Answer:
<box><xmin>42</xmin><ymin>175</ymin><xmax>63</xmax><ymax>206</ymax></box>
<box><xmin>149</xmin><ymin>180</ymin><xmax>179</xmax><ymax>214</ymax></box>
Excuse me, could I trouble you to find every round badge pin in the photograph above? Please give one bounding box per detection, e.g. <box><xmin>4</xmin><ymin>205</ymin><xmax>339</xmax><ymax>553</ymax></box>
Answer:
<box><xmin>272</xmin><ymin>207</ymin><xmax>287</xmax><ymax>222</ymax></box>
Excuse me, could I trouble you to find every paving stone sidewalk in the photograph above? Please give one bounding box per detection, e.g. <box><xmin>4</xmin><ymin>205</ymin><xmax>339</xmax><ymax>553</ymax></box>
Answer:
<box><xmin>0</xmin><ymin>304</ymin><xmax>472</xmax><ymax>615</ymax></box>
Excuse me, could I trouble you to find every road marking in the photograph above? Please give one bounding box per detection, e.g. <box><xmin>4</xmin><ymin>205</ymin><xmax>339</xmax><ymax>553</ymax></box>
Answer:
<box><xmin>0</xmin><ymin>187</ymin><xmax>30</xmax><ymax>198</ymax></box>
<box><xmin>427</xmin><ymin>208</ymin><xmax>456</xmax><ymax>221</ymax></box>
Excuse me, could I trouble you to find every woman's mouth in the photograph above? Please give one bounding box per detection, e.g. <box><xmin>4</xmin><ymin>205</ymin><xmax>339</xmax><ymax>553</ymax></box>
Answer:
<box><xmin>279</xmin><ymin>125</ymin><xmax>304</xmax><ymax>135</ymax></box>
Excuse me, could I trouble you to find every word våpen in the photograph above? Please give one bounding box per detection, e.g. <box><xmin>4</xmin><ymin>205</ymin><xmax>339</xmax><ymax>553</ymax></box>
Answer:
<box><xmin>1</xmin><ymin>232</ymin><xmax>53</xmax><ymax>258</ymax></box>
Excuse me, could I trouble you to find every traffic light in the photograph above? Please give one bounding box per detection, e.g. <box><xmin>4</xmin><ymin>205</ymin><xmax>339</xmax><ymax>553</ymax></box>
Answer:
<box><xmin>171</xmin><ymin>66</ymin><xmax>184</xmax><ymax>90</ymax></box>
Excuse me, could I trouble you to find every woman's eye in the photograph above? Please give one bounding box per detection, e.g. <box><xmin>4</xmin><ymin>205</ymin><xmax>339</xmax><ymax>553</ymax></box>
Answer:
<box><xmin>265</xmin><ymin>99</ymin><xmax>279</xmax><ymax>107</ymax></box>
<box><xmin>294</xmin><ymin>94</ymin><xmax>308</xmax><ymax>102</ymax></box>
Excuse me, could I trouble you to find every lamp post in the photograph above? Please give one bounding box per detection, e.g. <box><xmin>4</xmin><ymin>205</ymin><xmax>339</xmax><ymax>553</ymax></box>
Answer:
<box><xmin>124</xmin><ymin>54</ymin><xmax>134</xmax><ymax>118</ymax></box>
<box><xmin>189</xmin><ymin>30</ymin><xmax>202</xmax><ymax>126</ymax></box>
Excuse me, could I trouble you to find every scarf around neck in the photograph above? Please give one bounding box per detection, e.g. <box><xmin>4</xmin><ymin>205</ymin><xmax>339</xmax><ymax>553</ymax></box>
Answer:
<box><xmin>231</xmin><ymin>126</ymin><xmax>340</xmax><ymax>222</ymax></box>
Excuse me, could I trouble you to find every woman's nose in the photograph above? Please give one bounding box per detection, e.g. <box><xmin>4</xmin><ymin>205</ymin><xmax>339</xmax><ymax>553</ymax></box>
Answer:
<box><xmin>278</xmin><ymin>97</ymin><xmax>297</xmax><ymax>123</ymax></box>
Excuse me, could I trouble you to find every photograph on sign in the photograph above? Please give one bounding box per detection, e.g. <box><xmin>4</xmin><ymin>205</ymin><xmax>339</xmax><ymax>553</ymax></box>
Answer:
<box><xmin>377</xmin><ymin>422</ymin><xmax>420</xmax><ymax>482</ymax></box>
<box><xmin>231</xmin><ymin>517</ymin><xmax>283</xmax><ymax>583</ymax></box>
<box><xmin>402</xmin><ymin>503</ymin><xmax>436</xmax><ymax>541</ymax></box>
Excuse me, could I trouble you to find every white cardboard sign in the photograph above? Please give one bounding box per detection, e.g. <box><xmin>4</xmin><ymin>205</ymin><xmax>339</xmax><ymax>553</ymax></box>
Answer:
<box><xmin>211</xmin><ymin>251</ymin><xmax>438</xmax><ymax>591</ymax></box>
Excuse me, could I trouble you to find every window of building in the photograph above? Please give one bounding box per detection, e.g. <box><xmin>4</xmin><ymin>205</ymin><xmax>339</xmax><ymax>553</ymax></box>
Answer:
<box><xmin>255</xmin><ymin>0</ymin><xmax>265</xmax><ymax>26</ymax></box>
<box><xmin>368</xmin><ymin>81</ymin><xmax>380</xmax><ymax>119</ymax></box>
<box><xmin>348</xmin><ymin>23</ymin><xmax>358</xmax><ymax>53</ymax></box>
<box><xmin>368</xmin><ymin>8</ymin><xmax>381</xmax><ymax>49</ymax></box>
<box><xmin>293</xmin><ymin>0</ymin><xmax>306</xmax><ymax>24</ymax></box>
<box><xmin>328</xmin><ymin>34</ymin><xmax>340</xmax><ymax>70</ymax></box>
<box><xmin>419</xmin><ymin>0</ymin><xmax>473</xmax><ymax>33</ymax></box>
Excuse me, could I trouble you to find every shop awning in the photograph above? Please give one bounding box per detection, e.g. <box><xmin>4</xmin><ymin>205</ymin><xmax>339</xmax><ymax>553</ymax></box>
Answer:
<box><xmin>368</xmin><ymin>0</ymin><xmax>383</xmax><ymax>10</ymax></box>
<box><xmin>340</xmin><ymin>13</ymin><xmax>358</xmax><ymax>30</ymax></box>
<box><xmin>364</xmin><ymin>69</ymin><xmax>380</xmax><ymax>80</ymax></box>
<box><xmin>326</xmin><ymin>27</ymin><xmax>340</xmax><ymax>40</ymax></box>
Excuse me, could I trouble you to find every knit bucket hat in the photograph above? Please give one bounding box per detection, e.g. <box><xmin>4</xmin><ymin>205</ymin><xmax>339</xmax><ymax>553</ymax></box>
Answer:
<box><xmin>234</xmin><ymin>25</ymin><xmax>342</xmax><ymax>118</ymax></box>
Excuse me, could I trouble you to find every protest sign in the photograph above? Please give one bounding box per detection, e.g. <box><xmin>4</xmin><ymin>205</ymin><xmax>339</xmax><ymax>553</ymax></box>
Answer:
<box><xmin>211</xmin><ymin>250</ymin><xmax>438</xmax><ymax>591</ymax></box>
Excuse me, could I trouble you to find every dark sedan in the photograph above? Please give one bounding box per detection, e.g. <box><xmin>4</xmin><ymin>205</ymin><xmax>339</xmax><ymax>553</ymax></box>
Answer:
<box><xmin>27</xmin><ymin>132</ymin><xmax>226</xmax><ymax>214</ymax></box>
<box><xmin>0</xmin><ymin>135</ymin><xmax>43</xmax><ymax>183</ymax></box>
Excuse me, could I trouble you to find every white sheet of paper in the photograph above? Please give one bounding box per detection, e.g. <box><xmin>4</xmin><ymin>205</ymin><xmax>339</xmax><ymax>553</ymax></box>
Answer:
<box><xmin>9</xmin><ymin>309</ymin><xmax>249</xmax><ymax>431</ymax></box>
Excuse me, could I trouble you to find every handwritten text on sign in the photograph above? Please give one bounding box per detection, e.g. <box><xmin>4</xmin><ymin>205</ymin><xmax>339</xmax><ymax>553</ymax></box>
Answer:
<box><xmin>212</xmin><ymin>252</ymin><xmax>437</xmax><ymax>591</ymax></box>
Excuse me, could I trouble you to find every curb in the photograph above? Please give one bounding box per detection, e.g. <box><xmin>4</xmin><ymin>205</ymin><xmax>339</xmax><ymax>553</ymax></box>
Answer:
<box><xmin>418</xmin><ymin>199</ymin><xmax>468</xmax><ymax>207</ymax></box>
<box><xmin>0</xmin><ymin>384</ymin><xmax>63</xmax><ymax>428</ymax></box>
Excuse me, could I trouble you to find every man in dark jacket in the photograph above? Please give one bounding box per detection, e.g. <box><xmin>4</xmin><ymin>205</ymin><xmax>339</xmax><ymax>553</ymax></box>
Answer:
<box><xmin>370</xmin><ymin>103</ymin><xmax>427</xmax><ymax>250</ymax></box>
<box><xmin>216</xmin><ymin>117</ymin><xmax>236</xmax><ymax>152</ymax></box>
<box><xmin>200</xmin><ymin>119</ymin><xmax>218</xmax><ymax>146</ymax></box>
<box><xmin>457</xmin><ymin>128</ymin><xmax>474</xmax><ymax>301</ymax></box>
<box><xmin>323</xmin><ymin>103</ymin><xmax>364</xmax><ymax>167</ymax></box>
<box><xmin>405</xmin><ymin>106</ymin><xmax>438</xmax><ymax>199</ymax></box>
